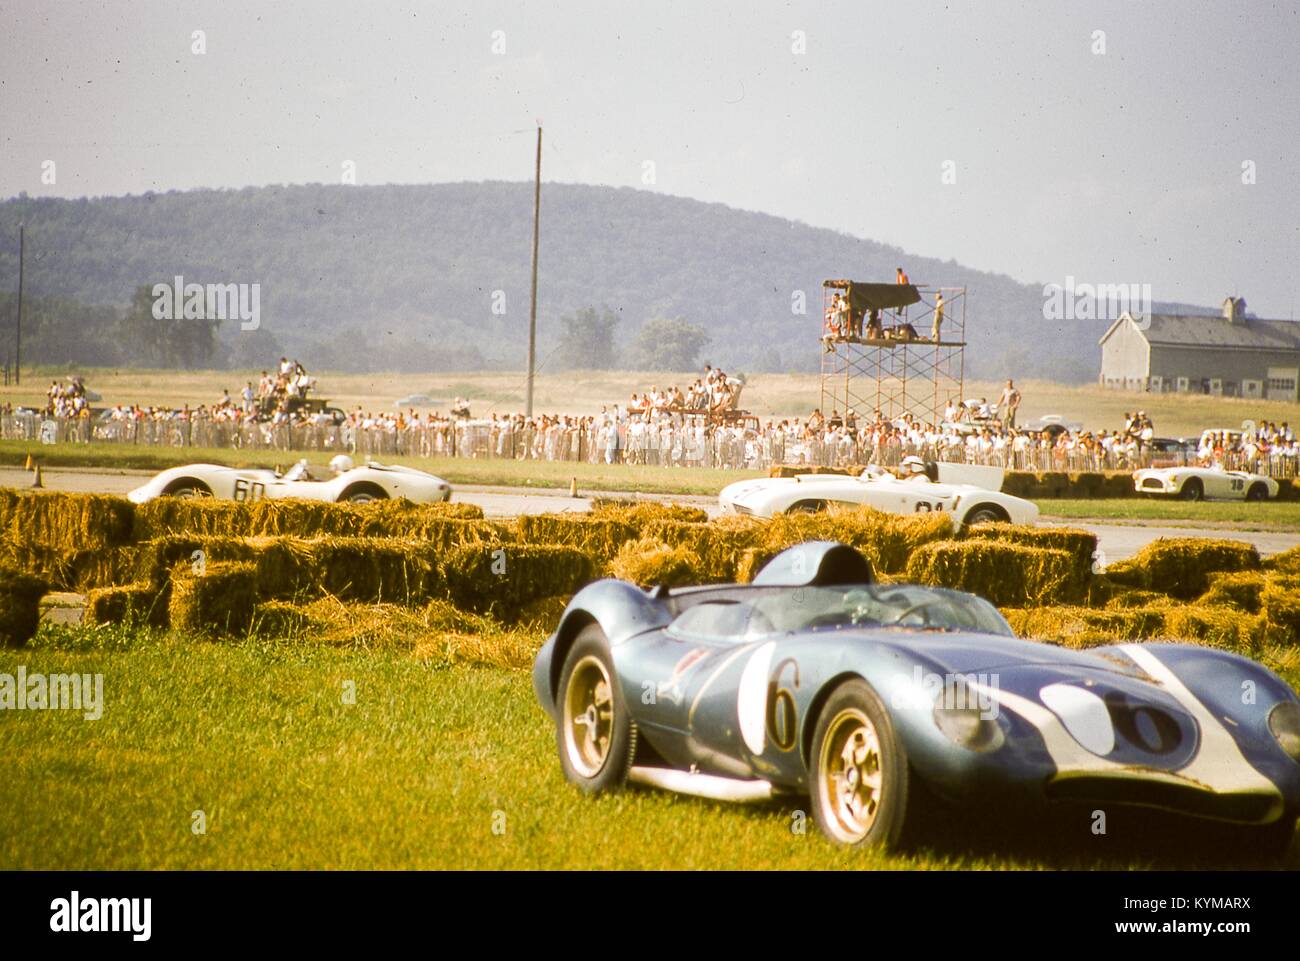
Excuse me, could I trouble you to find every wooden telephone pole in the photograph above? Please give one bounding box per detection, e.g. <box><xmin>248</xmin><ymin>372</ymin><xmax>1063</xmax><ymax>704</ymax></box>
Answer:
<box><xmin>525</xmin><ymin>126</ymin><xmax>541</xmax><ymax>417</ymax></box>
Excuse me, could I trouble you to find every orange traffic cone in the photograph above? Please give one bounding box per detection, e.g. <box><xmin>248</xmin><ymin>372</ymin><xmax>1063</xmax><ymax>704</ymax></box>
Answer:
<box><xmin>24</xmin><ymin>452</ymin><xmax>33</xmax><ymax>471</ymax></box>
<box><xmin>31</xmin><ymin>464</ymin><xmax>44</xmax><ymax>488</ymax></box>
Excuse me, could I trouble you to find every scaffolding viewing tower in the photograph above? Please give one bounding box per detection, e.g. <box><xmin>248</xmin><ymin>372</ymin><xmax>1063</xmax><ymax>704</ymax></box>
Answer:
<box><xmin>818</xmin><ymin>279</ymin><xmax>967</xmax><ymax>425</ymax></box>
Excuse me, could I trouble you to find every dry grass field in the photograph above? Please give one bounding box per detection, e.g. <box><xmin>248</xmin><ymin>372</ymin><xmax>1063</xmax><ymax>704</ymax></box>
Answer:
<box><xmin>6</xmin><ymin>367</ymin><xmax>1297</xmax><ymax>438</ymax></box>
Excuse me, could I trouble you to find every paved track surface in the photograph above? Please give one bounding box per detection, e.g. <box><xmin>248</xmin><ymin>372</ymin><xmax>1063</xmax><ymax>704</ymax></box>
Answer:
<box><xmin>3</xmin><ymin>466</ymin><xmax>1298</xmax><ymax>564</ymax></box>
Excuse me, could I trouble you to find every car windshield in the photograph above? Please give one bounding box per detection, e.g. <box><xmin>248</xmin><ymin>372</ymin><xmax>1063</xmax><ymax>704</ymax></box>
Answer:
<box><xmin>669</xmin><ymin>584</ymin><xmax>1014</xmax><ymax>642</ymax></box>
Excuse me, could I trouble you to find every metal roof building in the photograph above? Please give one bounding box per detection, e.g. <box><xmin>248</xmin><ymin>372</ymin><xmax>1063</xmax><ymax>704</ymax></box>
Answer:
<box><xmin>1098</xmin><ymin>297</ymin><xmax>1300</xmax><ymax>401</ymax></box>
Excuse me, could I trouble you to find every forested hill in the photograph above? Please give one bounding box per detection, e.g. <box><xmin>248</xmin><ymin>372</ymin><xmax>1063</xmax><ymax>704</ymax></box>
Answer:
<box><xmin>1</xmin><ymin>182</ymin><xmax>1139</xmax><ymax>380</ymax></box>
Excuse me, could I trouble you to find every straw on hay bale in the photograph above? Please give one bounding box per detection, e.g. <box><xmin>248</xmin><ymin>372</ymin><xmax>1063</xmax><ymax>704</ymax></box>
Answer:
<box><xmin>513</xmin><ymin>594</ymin><xmax>572</xmax><ymax>632</ymax></box>
<box><xmin>610</xmin><ymin>537</ymin><xmax>704</xmax><ymax>588</ymax></box>
<box><xmin>132</xmin><ymin>497</ymin><xmax>494</xmax><ymax>544</ymax></box>
<box><xmin>1005</xmin><ymin>603</ymin><xmax>1258</xmax><ymax>653</ymax></box>
<box><xmin>906</xmin><ymin>540</ymin><xmax>1081</xmax><ymax>607</ymax></box>
<box><xmin>963</xmin><ymin>523</ymin><xmax>1097</xmax><ymax>575</ymax></box>
<box><xmin>168</xmin><ymin>561</ymin><xmax>260</xmax><ymax>636</ymax></box>
<box><xmin>0</xmin><ymin>490</ymin><xmax>134</xmax><ymax>551</ymax></box>
<box><xmin>1261</xmin><ymin>584</ymin><xmax>1300</xmax><ymax>645</ymax></box>
<box><xmin>760</xmin><ymin>507</ymin><xmax>953</xmax><ymax>575</ymax></box>
<box><xmin>438</xmin><ymin>543</ymin><xmax>595</xmax><ymax>620</ymax></box>
<box><xmin>1104</xmin><ymin>538</ymin><xmax>1262</xmax><ymax>599</ymax></box>
<box><xmin>0</xmin><ymin>565</ymin><xmax>49</xmax><ymax>647</ymax></box>
<box><xmin>1264</xmin><ymin>545</ymin><xmax>1300</xmax><ymax>575</ymax></box>
<box><xmin>83</xmin><ymin>582</ymin><xmax>168</xmax><ymax>627</ymax></box>
<box><xmin>513</xmin><ymin>514</ymin><xmax>640</xmax><ymax>563</ymax></box>
<box><xmin>590</xmin><ymin>500</ymin><xmax>710</xmax><ymax>525</ymax></box>
<box><xmin>1197</xmin><ymin>570</ymin><xmax>1273</xmax><ymax>613</ymax></box>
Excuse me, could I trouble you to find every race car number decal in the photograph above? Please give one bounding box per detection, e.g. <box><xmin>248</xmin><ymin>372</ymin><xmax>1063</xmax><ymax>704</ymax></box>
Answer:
<box><xmin>765</xmin><ymin>657</ymin><xmax>800</xmax><ymax>752</ymax></box>
<box><xmin>913</xmin><ymin>500</ymin><xmax>946</xmax><ymax>512</ymax></box>
<box><xmin>233</xmin><ymin>478</ymin><xmax>267</xmax><ymax>502</ymax></box>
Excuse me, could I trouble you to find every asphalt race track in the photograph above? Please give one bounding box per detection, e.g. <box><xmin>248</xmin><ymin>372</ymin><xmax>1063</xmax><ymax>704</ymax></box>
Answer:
<box><xmin>2</xmin><ymin>466</ymin><xmax>1298</xmax><ymax>564</ymax></box>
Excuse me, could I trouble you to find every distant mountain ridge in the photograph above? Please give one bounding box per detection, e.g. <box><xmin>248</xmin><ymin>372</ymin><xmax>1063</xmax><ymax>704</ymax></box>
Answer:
<box><xmin>0</xmin><ymin>183</ymin><xmax>1211</xmax><ymax>380</ymax></box>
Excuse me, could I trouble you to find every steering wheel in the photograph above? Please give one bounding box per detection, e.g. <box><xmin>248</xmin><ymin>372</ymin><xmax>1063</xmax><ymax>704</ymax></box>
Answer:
<box><xmin>885</xmin><ymin>598</ymin><xmax>946</xmax><ymax>627</ymax></box>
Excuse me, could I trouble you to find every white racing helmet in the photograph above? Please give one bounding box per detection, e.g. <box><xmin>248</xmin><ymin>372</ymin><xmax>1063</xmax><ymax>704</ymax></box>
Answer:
<box><xmin>329</xmin><ymin>454</ymin><xmax>355</xmax><ymax>475</ymax></box>
<box><xmin>901</xmin><ymin>455</ymin><xmax>927</xmax><ymax>475</ymax></box>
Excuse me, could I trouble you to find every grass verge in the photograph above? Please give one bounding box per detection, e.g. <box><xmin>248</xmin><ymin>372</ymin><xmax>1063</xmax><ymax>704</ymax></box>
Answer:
<box><xmin>1</xmin><ymin>623</ymin><xmax>1294</xmax><ymax>870</ymax></box>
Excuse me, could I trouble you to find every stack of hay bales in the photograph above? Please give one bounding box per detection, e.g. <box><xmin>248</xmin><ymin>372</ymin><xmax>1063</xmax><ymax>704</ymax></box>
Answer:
<box><xmin>83</xmin><ymin>583</ymin><xmax>168</xmax><ymax>627</ymax></box>
<box><xmin>610</xmin><ymin>538</ymin><xmax>703</xmax><ymax>588</ymax></box>
<box><xmin>168</xmin><ymin>561</ymin><xmax>260</xmax><ymax>636</ymax></box>
<box><xmin>1104</xmin><ymin>537</ymin><xmax>1261</xmax><ymax>599</ymax></box>
<box><xmin>906</xmin><ymin>540</ymin><xmax>1082</xmax><ymax>607</ymax></box>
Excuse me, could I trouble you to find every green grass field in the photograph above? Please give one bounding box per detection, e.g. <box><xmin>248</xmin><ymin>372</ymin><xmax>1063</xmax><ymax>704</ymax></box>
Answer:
<box><xmin>2</xmin><ymin>624</ymin><xmax>1295</xmax><ymax>870</ymax></box>
<box><xmin>1039</xmin><ymin>499</ymin><xmax>1300</xmax><ymax>530</ymax></box>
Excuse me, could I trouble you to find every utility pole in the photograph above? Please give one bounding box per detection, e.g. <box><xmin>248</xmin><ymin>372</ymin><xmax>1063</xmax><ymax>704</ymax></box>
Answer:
<box><xmin>525</xmin><ymin>125</ymin><xmax>541</xmax><ymax>417</ymax></box>
<box><xmin>15</xmin><ymin>223</ymin><xmax>23</xmax><ymax>386</ymax></box>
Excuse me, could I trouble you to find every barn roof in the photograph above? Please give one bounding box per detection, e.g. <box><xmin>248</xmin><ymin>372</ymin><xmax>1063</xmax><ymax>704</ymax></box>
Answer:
<box><xmin>1099</xmin><ymin>312</ymin><xmax>1300</xmax><ymax>351</ymax></box>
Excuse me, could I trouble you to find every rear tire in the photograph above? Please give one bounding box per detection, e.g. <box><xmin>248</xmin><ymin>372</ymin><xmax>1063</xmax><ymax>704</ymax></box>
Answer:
<box><xmin>339</xmin><ymin>482</ymin><xmax>388</xmax><ymax>503</ymax></box>
<box><xmin>162</xmin><ymin>479</ymin><xmax>212</xmax><ymax>499</ymax></box>
<box><xmin>1179</xmin><ymin>478</ymin><xmax>1204</xmax><ymax>501</ymax></box>
<box><xmin>809</xmin><ymin>678</ymin><xmax>927</xmax><ymax>850</ymax></box>
<box><xmin>556</xmin><ymin>624</ymin><xmax>636</xmax><ymax>794</ymax></box>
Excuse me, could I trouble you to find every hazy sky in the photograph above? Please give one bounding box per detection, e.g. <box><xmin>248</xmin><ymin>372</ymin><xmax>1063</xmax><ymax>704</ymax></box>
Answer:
<box><xmin>2</xmin><ymin>0</ymin><xmax>1297</xmax><ymax>316</ymax></box>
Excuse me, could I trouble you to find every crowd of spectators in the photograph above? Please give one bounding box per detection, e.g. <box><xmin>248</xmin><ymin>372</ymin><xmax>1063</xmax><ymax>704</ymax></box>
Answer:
<box><xmin>4</xmin><ymin>361</ymin><xmax>1297</xmax><ymax>477</ymax></box>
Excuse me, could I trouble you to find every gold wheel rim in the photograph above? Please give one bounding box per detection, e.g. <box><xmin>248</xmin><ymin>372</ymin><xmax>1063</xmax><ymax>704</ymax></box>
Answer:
<box><xmin>818</xmin><ymin>707</ymin><xmax>884</xmax><ymax>843</ymax></box>
<box><xmin>562</xmin><ymin>655</ymin><xmax>615</xmax><ymax>778</ymax></box>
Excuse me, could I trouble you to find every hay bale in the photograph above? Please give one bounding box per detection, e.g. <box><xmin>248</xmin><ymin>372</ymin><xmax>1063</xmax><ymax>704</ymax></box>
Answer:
<box><xmin>1261</xmin><ymin>584</ymin><xmax>1300</xmax><ymax>645</ymax></box>
<box><xmin>1104</xmin><ymin>588</ymin><xmax>1176</xmax><ymax>610</ymax></box>
<box><xmin>0</xmin><ymin>490</ymin><xmax>134</xmax><ymax>552</ymax></box>
<box><xmin>907</xmin><ymin>540</ymin><xmax>1080</xmax><ymax>607</ymax></box>
<box><xmin>83</xmin><ymin>582</ymin><xmax>168</xmax><ymax>627</ymax></box>
<box><xmin>610</xmin><ymin>538</ymin><xmax>703</xmax><ymax>588</ymax></box>
<box><xmin>639</xmin><ymin>520</ymin><xmax>762</xmax><ymax>582</ymax></box>
<box><xmin>963</xmin><ymin>522</ymin><xmax>1097</xmax><ymax>576</ymax></box>
<box><xmin>590</xmin><ymin>500</ymin><xmax>710</xmax><ymax>525</ymax></box>
<box><xmin>1104</xmin><ymin>538</ymin><xmax>1261</xmax><ymax>599</ymax></box>
<box><xmin>1264</xmin><ymin>545</ymin><xmax>1300</xmax><ymax>575</ymax></box>
<box><xmin>0</xmin><ymin>565</ymin><xmax>48</xmax><ymax>647</ymax></box>
<box><xmin>1006</xmin><ymin>602</ymin><xmax>1257</xmax><ymax>653</ymax></box>
<box><xmin>439</xmin><ymin>544</ymin><xmax>595</xmax><ymax>620</ymax></box>
<box><xmin>1198</xmin><ymin>570</ymin><xmax>1271</xmax><ymax>613</ymax></box>
<box><xmin>761</xmin><ymin>507</ymin><xmax>952</xmax><ymax>575</ymax></box>
<box><xmin>514</xmin><ymin>514</ymin><xmax>640</xmax><ymax>563</ymax></box>
<box><xmin>132</xmin><ymin>497</ymin><xmax>495</xmax><ymax>543</ymax></box>
<box><xmin>168</xmin><ymin>561</ymin><xmax>260</xmax><ymax>636</ymax></box>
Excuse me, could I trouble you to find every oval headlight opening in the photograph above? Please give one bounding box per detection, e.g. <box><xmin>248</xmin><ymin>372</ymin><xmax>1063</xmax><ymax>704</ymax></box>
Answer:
<box><xmin>933</xmin><ymin>703</ymin><xmax>1005</xmax><ymax>753</ymax></box>
<box><xmin>1268</xmin><ymin>701</ymin><xmax>1300</xmax><ymax>763</ymax></box>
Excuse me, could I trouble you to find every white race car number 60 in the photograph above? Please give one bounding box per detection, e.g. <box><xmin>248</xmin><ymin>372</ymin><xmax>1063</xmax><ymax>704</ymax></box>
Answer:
<box><xmin>233</xmin><ymin>478</ymin><xmax>267</xmax><ymax>502</ymax></box>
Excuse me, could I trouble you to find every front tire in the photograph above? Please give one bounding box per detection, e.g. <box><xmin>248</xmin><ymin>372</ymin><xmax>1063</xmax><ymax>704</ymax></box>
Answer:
<box><xmin>809</xmin><ymin>678</ymin><xmax>924</xmax><ymax>849</ymax></box>
<box><xmin>1246</xmin><ymin>482</ymin><xmax>1269</xmax><ymax>502</ymax></box>
<box><xmin>1179</xmin><ymin>478</ymin><xmax>1204</xmax><ymax>501</ymax></box>
<box><xmin>556</xmin><ymin>625</ymin><xmax>636</xmax><ymax>794</ymax></box>
<box><xmin>786</xmin><ymin>499</ymin><xmax>828</xmax><ymax>514</ymax></box>
<box><xmin>964</xmin><ymin>503</ymin><xmax>1008</xmax><ymax>526</ymax></box>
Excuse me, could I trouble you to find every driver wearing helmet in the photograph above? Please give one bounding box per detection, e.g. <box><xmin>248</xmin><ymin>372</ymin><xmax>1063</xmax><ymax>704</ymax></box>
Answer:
<box><xmin>899</xmin><ymin>455</ymin><xmax>936</xmax><ymax>482</ymax></box>
<box><xmin>329</xmin><ymin>454</ymin><xmax>355</xmax><ymax>476</ymax></box>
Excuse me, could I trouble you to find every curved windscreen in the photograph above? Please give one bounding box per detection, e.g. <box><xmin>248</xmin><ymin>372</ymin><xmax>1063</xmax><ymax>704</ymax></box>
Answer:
<box><xmin>668</xmin><ymin>584</ymin><xmax>1014</xmax><ymax>642</ymax></box>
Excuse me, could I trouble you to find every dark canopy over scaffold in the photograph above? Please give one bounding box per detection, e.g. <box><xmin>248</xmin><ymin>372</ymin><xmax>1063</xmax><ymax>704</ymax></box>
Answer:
<box><xmin>823</xmin><ymin>280</ymin><xmax>921</xmax><ymax>315</ymax></box>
